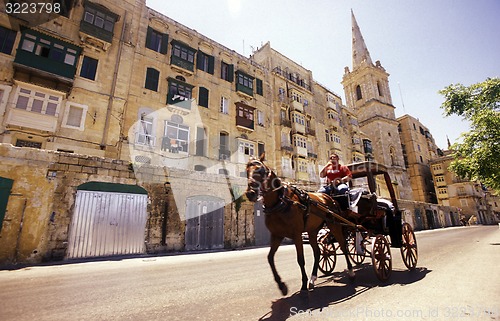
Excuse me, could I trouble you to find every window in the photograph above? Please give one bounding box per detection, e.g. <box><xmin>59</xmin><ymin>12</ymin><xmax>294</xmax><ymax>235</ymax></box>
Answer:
<box><xmin>196</xmin><ymin>51</ymin><xmax>214</xmax><ymax>74</ymax></box>
<box><xmin>256</xmin><ymin>78</ymin><xmax>263</xmax><ymax>95</ymax></box>
<box><xmin>195</xmin><ymin>127</ymin><xmax>206</xmax><ymax>156</ymax></box>
<box><xmin>239</xmin><ymin>141</ymin><xmax>255</xmax><ymax>156</ymax></box>
<box><xmin>14</xmin><ymin>86</ymin><xmax>62</xmax><ymax>116</ymax></box>
<box><xmin>219</xmin><ymin>132</ymin><xmax>230</xmax><ymax>160</ymax></box>
<box><xmin>356</xmin><ymin>85</ymin><xmax>362</xmax><ymax>100</ymax></box>
<box><xmin>460</xmin><ymin>199</ymin><xmax>468</xmax><ymax>207</ymax></box>
<box><xmin>80</xmin><ymin>3</ymin><xmax>118</xmax><ymax>42</ymax></box>
<box><xmin>363</xmin><ymin>139</ymin><xmax>372</xmax><ymax>154</ymax></box>
<box><xmin>171</xmin><ymin>40</ymin><xmax>195</xmax><ymax>71</ymax></box>
<box><xmin>19</xmin><ymin>31</ymin><xmax>79</xmax><ymax>66</ymax></box>
<box><xmin>220</xmin><ymin>96</ymin><xmax>229</xmax><ymax>114</ymax></box>
<box><xmin>145</xmin><ymin>67</ymin><xmax>159</xmax><ymax>91</ymax></box>
<box><xmin>377</xmin><ymin>81</ymin><xmax>383</xmax><ymax>96</ymax></box>
<box><xmin>257</xmin><ymin>110</ymin><xmax>264</xmax><ymax>126</ymax></box>
<box><xmin>293</xmin><ymin>135</ymin><xmax>307</xmax><ymax>148</ymax></box>
<box><xmin>198</xmin><ymin>87</ymin><xmax>209</xmax><ymax>108</ymax></box>
<box><xmin>136</xmin><ymin>115</ymin><xmax>154</xmax><ymax>146</ymax></box>
<box><xmin>165</xmin><ymin>121</ymin><xmax>189</xmax><ymax>153</ymax></box>
<box><xmin>167</xmin><ymin>78</ymin><xmax>193</xmax><ymax>109</ymax></box>
<box><xmin>293</xmin><ymin>113</ymin><xmax>305</xmax><ymax>125</ymax></box>
<box><xmin>80</xmin><ymin>56</ymin><xmax>98</xmax><ymax>80</ymax></box>
<box><xmin>278</xmin><ymin>87</ymin><xmax>286</xmax><ymax>102</ymax></box>
<box><xmin>15</xmin><ymin>140</ymin><xmax>42</xmax><ymax>148</ymax></box>
<box><xmin>236</xmin><ymin>71</ymin><xmax>254</xmax><ymax>96</ymax></box>
<box><xmin>236</xmin><ymin>103</ymin><xmax>254</xmax><ymax>130</ymax></box>
<box><xmin>62</xmin><ymin>102</ymin><xmax>88</xmax><ymax>131</ymax></box>
<box><xmin>221</xmin><ymin>61</ymin><xmax>234</xmax><ymax>82</ymax></box>
<box><xmin>0</xmin><ymin>26</ymin><xmax>16</xmax><ymax>55</ymax></box>
<box><xmin>145</xmin><ymin>27</ymin><xmax>168</xmax><ymax>54</ymax></box>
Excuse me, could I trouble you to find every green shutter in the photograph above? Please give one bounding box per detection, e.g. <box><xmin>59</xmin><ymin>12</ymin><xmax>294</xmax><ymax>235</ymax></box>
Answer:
<box><xmin>146</xmin><ymin>26</ymin><xmax>152</xmax><ymax>49</ymax></box>
<box><xmin>199</xmin><ymin>87</ymin><xmax>209</xmax><ymax>108</ymax></box>
<box><xmin>256</xmin><ymin>78</ymin><xmax>263</xmax><ymax>95</ymax></box>
<box><xmin>160</xmin><ymin>33</ymin><xmax>169</xmax><ymax>54</ymax></box>
<box><xmin>208</xmin><ymin>56</ymin><xmax>215</xmax><ymax>75</ymax></box>
<box><xmin>228</xmin><ymin>64</ymin><xmax>234</xmax><ymax>82</ymax></box>
<box><xmin>0</xmin><ymin>177</ymin><xmax>14</xmax><ymax>233</ymax></box>
<box><xmin>196</xmin><ymin>51</ymin><xmax>204</xmax><ymax>70</ymax></box>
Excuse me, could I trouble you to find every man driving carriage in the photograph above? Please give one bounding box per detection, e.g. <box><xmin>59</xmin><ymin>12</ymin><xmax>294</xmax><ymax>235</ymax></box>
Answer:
<box><xmin>318</xmin><ymin>153</ymin><xmax>352</xmax><ymax>195</ymax></box>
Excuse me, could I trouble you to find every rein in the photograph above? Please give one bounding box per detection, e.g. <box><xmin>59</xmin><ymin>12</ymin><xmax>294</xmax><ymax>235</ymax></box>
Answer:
<box><xmin>247</xmin><ymin>160</ymin><xmax>308</xmax><ymax>215</ymax></box>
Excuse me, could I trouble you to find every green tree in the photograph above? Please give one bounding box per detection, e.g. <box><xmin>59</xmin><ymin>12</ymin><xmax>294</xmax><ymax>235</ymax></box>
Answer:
<box><xmin>439</xmin><ymin>77</ymin><xmax>500</xmax><ymax>192</ymax></box>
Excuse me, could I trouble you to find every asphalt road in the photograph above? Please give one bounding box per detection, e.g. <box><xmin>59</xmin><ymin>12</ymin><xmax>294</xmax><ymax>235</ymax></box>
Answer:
<box><xmin>0</xmin><ymin>225</ymin><xmax>499</xmax><ymax>321</ymax></box>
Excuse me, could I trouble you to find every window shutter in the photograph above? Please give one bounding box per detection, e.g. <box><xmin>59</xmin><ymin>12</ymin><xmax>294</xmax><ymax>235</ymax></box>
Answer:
<box><xmin>256</xmin><ymin>78</ymin><xmax>263</xmax><ymax>95</ymax></box>
<box><xmin>160</xmin><ymin>33</ymin><xmax>168</xmax><ymax>54</ymax></box>
<box><xmin>145</xmin><ymin>26</ymin><xmax>152</xmax><ymax>49</ymax></box>
<box><xmin>196</xmin><ymin>51</ymin><xmax>205</xmax><ymax>70</ymax></box>
<box><xmin>199</xmin><ymin>87</ymin><xmax>209</xmax><ymax>108</ymax></box>
<box><xmin>228</xmin><ymin>64</ymin><xmax>234</xmax><ymax>82</ymax></box>
<box><xmin>208</xmin><ymin>55</ymin><xmax>215</xmax><ymax>74</ymax></box>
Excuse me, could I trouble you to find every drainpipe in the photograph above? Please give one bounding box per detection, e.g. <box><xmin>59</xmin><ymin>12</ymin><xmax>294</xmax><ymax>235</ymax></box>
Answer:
<box><xmin>100</xmin><ymin>11</ymin><xmax>127</xmax><ymax>153</ymax></box>
<box><xmin>14</xmin><ymin>198</ymin><xmax>27</xmax><ymax>264</ymax></box>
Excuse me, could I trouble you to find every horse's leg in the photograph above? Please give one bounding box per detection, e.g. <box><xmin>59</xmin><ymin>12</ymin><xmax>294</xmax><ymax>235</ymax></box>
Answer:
<box><xmin>336</xmin><ymin>225</ymin><xmax>355</xmax><ymax>278</ymax></box>
<box><xmin>327</xmin><ymin>223</ymin><xmax>355</xmax><ymax>278</ymax></box>
<box><xmin>293</xmin><ymin>236</ymin><xmax>309</xmax><ymax>293</ymax></box>
<box><xmin>268</xmin><ymin>234</ymin><xmax>288</xmax><ymax>295</ymax></box>
<box><xmin>308</xmin><ymin>229</ymin><xmax>320</xmax><ymax>290</ymax></box>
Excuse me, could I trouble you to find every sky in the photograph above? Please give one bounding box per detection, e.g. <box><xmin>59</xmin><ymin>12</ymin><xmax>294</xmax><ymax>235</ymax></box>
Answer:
<box><xmin>146</xmin><ymin>0</ymin><xmax>500</xmax><ymax>150</ymax></box>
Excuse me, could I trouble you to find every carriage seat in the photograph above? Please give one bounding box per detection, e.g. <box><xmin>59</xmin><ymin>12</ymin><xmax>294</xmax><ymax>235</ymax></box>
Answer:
<box><xmin>331</xmin><ymin>188</ymin><xmax>365</xmax><ymax>211</ymax></box>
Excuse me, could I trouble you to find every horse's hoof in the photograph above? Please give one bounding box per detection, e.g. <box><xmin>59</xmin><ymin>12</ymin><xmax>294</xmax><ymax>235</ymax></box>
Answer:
<box><xmin>279</xmin><ymin>282</ymin><xmax>288</xmax><ymax>296</ymax></box>
<box><xmin>345</xmin><ymin>268</ymin><xmax>356</xmax><ymax>280</ymax></box>
<box><xmin>308</xmin><ymin>281</ymin><xmax>315</xmax><ymax>291</ymax></box>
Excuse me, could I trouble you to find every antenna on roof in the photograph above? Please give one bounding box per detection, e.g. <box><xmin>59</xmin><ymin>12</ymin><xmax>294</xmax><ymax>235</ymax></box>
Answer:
<box><xmin>398</xmin><ymin>82</ymin><xmax>406</xmax><ymax>113</ymax></box>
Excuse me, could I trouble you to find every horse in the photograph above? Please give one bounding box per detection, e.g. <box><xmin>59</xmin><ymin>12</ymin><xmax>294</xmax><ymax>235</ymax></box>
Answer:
<box><xmin>245</xmin><ymin>154</ymin><xmax>354</xmax><ymax>295</ymax></box>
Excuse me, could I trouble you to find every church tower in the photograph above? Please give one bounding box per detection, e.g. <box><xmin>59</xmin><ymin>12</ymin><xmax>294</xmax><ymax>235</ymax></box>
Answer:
<box><xmin>342</xmin><ymin>11</ymin><xmax>412</xmax><ymax>200</ymax></box>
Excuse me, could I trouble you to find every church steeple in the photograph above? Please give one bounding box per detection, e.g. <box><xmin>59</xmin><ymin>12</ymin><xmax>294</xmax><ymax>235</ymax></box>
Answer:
<box><xmin>351</xmin><ymin>10</ymin><xmax>373</xmax><ymax>69</ymax></box>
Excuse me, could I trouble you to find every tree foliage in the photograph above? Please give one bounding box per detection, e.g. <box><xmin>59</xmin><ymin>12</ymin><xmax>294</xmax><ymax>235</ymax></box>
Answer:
<box><xmin>439</xmin><ymin>77</ymin><xmax>500</xmax><ymax>192</ymax></box>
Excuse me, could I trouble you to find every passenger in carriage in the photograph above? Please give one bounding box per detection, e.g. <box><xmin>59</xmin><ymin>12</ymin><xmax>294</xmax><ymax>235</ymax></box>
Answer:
<box><xmin>318</xmin><ymin>153</ymin><xmax>352</xmax><ymax>195</ymax></box>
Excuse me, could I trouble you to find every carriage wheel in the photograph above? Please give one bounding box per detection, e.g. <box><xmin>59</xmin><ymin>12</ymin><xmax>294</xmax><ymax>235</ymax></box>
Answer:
<box><xmin>371</xmin><ymin>234</ymin><xmax>392</xmax><ymax>282</ymax></box>
<box><xmin>347</xmin><ymin>231</ymin><xmax>366</xmax><ymax>265</ymax></box>
<box><xmin>318</xmin><ymin>233</ymin><xmax>337</xmax><ymax>275</ymax></box>
<box><xmin>400</xmin><ymin>223</ymin><xmax>418</xmax><ymax>270</ymax></box>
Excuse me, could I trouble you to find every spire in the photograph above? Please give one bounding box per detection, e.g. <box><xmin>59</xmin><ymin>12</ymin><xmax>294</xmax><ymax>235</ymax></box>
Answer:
<box><xmin>351</xmin><ymin>10</ymin><xmax>373</xmax><ymax>68</ymax></box>
<box><xmin>446</xmin><ymin>135</ymin><xmax>451</xmax><ymax>149</ymax></box>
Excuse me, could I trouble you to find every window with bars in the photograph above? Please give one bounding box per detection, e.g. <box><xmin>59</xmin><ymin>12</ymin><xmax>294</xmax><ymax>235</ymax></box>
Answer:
<box><xmin>136</xmin><ymin>116</ymin><xmax>154</xmax><ymax>146</ymax></box>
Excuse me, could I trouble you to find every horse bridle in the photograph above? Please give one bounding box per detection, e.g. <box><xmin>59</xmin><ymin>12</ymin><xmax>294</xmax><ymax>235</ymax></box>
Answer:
<box><xmin>247</xmin><ymin>159</ymin><xmax>272</xmax><ymax>195</ymax></box>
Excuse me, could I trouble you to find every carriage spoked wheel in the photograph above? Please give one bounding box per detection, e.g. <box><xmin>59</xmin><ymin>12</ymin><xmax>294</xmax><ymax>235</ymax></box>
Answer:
<box><xmin>400</xmin><ymin>223</ymin><xmax>418</xmax><ymax>270</ymax></box>
<box><xmin>318</xmin><ymin>232</ymin><xmax>337</xmax><ymax>275</ymax></box>
<box><xmin>371</xmin><ymin>234</ymin><xmax>392</xmax><ymax>282</ymax></box>
<box><xmin>347</xmin><ymin>230</ymin><xmax>367</xmax><ymax>266</ymax></box>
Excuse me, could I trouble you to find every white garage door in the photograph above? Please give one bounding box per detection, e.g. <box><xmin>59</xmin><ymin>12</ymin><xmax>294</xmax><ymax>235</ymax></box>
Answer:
<box><xmin>67</xmin><ymin>189</ymin><xmax>148</xmax><ymax>259</ymax></box>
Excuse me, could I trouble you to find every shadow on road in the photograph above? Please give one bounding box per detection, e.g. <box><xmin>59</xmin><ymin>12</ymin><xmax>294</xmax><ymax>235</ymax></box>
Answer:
<box><xmin>259</xmin><ymin>265</ymin><xmax>431</xmax><ymax>321</ymax></box>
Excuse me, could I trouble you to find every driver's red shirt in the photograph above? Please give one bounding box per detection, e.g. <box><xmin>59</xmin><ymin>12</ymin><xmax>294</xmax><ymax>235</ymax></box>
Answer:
<box><xmin>324</xmin><ymin>164</ymin><xmax>352</xmax><ymax>183</ymax></box>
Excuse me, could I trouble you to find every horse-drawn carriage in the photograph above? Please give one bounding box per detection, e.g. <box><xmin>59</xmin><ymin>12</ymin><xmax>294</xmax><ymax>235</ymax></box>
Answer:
<box><xmin>245</xmin><ymin>156</ymin><xmax>418</xmax><ymax>294</ymax></box>
<box><xmin>315</xmin><ymin>161</ymin><xmax>418</xmax><ymax>281</ymax></box>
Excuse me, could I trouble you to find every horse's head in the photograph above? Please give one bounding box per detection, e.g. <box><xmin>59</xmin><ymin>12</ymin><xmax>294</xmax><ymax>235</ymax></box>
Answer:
<box><xmin>245</xmin><ymin>153</ymin><xmax>270</xmax><ymax>202</ymax></box>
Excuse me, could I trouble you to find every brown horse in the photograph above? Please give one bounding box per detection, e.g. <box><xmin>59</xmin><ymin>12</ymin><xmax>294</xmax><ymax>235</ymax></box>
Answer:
<box><xmin>245</xmin><ymin>154</ymin><xmax>354</xmax><ymax>295</ymax></box>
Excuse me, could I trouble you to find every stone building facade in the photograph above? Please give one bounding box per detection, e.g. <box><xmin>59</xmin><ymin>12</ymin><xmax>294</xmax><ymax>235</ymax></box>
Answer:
<box><xmin>397</xmin><ymin>114</ymin><xmax>440</xmax><ymax>203</ymax></box>
<box><xmin>430</xmin><ymin>152</ymin><xmax>499</xmax><ymax>225</ymax></box>
<box><xmin>0</xmin><ymin>1</ymin><xmax>469</xmax><ymax>265</ymax></box>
